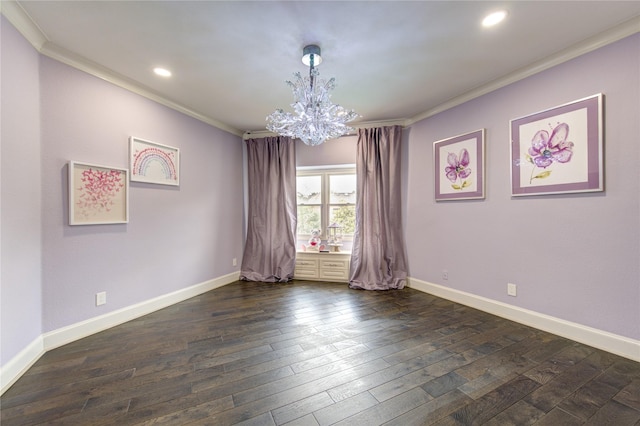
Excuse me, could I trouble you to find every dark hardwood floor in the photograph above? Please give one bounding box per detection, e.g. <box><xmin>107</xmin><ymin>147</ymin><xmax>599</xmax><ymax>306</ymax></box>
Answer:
<box><xmin>2</xmin><ymin>280</ymin><xmax>639</xmax><ymax>425</ymax></box>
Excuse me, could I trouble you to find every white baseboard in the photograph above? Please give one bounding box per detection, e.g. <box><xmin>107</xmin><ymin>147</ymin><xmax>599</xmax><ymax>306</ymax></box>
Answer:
<box><xmin>43</xmin><ymin>272</ymin><xmax>240</xmax><ymax>351</ymax></box>
<box><xmin>1</xmin><ymin>272</ymin><xmax>239</xmax><ymax>395</ymax></box>
<box><xmin>4</xmin><ymin>273</ymin><xmax>636</xmax><ymax>396</ymax></box>
<box><xmin>0</xmin><ymin>336</ymin><xmax>44</xmax><ymax>394</ymax></box>
<box><xmin>407</xmin><ymin>277</ymin><xmax>640</xmax><ymax>362</ymax></box>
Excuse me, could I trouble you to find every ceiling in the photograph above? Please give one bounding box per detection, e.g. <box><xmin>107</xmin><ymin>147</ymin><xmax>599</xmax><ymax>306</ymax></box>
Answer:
<box><xmin>5</xmin><ymin>1</ymin><xmax>640</xmax><ymax>136</ymax></box>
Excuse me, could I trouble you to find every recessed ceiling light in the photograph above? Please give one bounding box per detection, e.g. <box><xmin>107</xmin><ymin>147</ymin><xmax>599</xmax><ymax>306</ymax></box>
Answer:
<box><xmin>153</xmin><ymin>67</ymin><xmax>172</xmax><ymax>77</ymax></box>
<box><xmin>482</xmin><ymin>10</ymin><xmax>507</xmax><ymax>27</ymax></box>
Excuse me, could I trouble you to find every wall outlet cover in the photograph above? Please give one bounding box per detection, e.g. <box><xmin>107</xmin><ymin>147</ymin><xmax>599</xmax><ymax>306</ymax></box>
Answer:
<box><xmin>96</xmin><ymin>291</ymin><xmax>107</xmax><ymax>306</ymax></box>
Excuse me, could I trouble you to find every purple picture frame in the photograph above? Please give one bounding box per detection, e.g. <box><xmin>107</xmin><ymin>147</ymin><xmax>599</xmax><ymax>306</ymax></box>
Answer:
<box><xmin>434</xmin><ymin>129</ymin><xmax>485</xmax><ymax>201</ymax></box>
<box><xmin>510</xmin><ymin>94</ymin><xmax>603</xmax><ymax>196</ymax></box>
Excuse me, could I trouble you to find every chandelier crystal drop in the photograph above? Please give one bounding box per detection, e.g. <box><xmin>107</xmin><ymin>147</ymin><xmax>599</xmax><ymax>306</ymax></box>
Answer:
<box><xmin>266</xmin><ymin>45</ymin><xmax>359</xmax><ymax>146</ymax></box>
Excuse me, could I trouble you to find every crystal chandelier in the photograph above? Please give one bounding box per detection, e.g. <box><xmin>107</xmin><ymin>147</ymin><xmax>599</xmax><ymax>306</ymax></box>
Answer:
<box><xmin>266</xmin><ymin>45</ymin><xmax>359</xmax><ymax>146</ymax></box>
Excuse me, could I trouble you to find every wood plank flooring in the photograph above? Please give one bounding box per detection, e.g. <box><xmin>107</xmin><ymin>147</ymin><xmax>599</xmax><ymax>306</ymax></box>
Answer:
<box><xmin>2</xmin><ymin>280</ymin><xmax>639</xmax><ymax>425</ymax></box>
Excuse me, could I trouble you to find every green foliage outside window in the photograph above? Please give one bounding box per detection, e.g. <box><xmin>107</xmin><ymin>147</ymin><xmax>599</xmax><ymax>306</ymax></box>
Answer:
<box><xmin>330</xmin><ymin>205</ymin><xmax>355</xmax><ymax>235</ymax></box>
<box><xmin>297</xmin><ymin>205</ymin><xmax>321</xmax><ymax>235</ymax></box>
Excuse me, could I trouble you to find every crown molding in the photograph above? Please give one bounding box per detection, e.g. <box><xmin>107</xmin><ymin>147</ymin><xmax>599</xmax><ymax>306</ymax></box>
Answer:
<box><xmin>4</xmin><ymin>1</ymin><xmax>637</xmax><ymax>136</ymax></box>
<box><xmin>1</xmin><ymin>0</ymin><xmax>47</xmax><ymax>50</ymax></box>
<box><xmin>1</xmin><ymin>1</ymin><xmax>244</xmax><ymax>137</ymax></box>
<box><xmin>356</xmin><ymin>119</ymin><xmax>408</xmax><ymax>129</ymax></box>
<box><xmin>407</xmin><ymin>16</ymin><xmax>640</xmax><ymax>126</ymax></box>
<box><xmin>40</xmin><ymin>44</ymin><xmax>244</xmax><ymax>136</ymax></box>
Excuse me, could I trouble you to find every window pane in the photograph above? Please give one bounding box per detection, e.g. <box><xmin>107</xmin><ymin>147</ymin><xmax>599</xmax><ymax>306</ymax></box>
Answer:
<box><xmin>330</xmin><ymin>174</ymin><xmax>356</xmax><ymax>204</ymax></box>
<box><xmin>329</xmin><ymin>205</ymin><xmax>355</xmax><ymax>235</ymax></box>
<box><xmin>297</xmin><ymin>205</ymin><xmax>321</xmax><ymax>235</ymax></box>
<box><xmin>297</xmin><ymin>175</ymin><xmax>321</xmax><ymax>204</ymax></box>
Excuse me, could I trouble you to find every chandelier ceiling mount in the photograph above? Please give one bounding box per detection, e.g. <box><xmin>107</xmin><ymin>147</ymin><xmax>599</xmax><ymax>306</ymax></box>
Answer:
<box><xmin>266</xmin><ymin>44</ymin><xmax>359</xmax><ymax>146</ymax></box>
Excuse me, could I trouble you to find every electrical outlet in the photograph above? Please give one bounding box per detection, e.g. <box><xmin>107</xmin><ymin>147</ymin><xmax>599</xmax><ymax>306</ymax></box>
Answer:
<box><xmin>442</xmin><ymin>270</ymin><xmax>449</xmax><ymax>281</ymax></box>
<box><xmin>232</xmin><ymin>258</ymin><xmax>237</xmax><ymax>266</ymax></box>
<box><xmin>96</xmin><ymin>291</ymin><xmax>107</xmax><ymax>306</ymax></box>
<box><xmin>507</xmin><ymin>283</ymin><xmax>517</xmax><ymax>297</ymax></box>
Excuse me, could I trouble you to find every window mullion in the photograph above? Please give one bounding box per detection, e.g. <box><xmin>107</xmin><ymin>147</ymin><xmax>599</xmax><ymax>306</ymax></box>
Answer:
<box><xmin>322</xmin><ymin>172</ymin><xmax>329</xmax><ymax>239</ymax></box>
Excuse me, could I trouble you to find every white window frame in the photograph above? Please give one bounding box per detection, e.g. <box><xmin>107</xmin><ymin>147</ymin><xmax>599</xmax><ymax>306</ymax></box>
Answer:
<box><xmin>296</xmin><ymin>165</ymin><xmax>356</xmax><ymax>241</ymax></box>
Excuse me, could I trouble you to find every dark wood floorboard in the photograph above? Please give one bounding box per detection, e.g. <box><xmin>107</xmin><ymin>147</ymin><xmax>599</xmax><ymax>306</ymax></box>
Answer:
<box><xmin>2</xmin><ymin>280</ymin><xmax>639</xmax><ymax>425</ymax></box>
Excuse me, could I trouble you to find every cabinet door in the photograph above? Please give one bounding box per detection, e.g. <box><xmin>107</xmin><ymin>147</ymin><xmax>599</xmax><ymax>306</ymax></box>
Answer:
<box><xmin>295</xmin><ymin>268</ymin><xmax>320</xmax><ymax>279</ymax></box>
<box><xmin>295</xmin><ymin>257</ymin><xmax>319</xmax><ymax>279</ymax></box>
<box><xmin>319</xmin><ymin>258</ymin><xmax>349</xmax><ymax>281</ymax></box>
<box><xmin>319</xmin><ymin>259</ymin><xmax>349</xmax><ymax>270</ymax></box>
<box><xmin>319</xmin><ymin>268</ymin><xmax>349</xmax><ymax>281</ymax></box>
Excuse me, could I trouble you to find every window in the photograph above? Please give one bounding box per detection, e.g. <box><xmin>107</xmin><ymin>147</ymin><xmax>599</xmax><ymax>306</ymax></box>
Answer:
<box><xmin>296</xmin><ymin>167</ymin><xmax>356</xmax><ymax>240</ymax></box>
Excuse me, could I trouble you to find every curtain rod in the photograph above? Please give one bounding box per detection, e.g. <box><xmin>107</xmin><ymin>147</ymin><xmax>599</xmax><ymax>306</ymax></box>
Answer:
<box><xmin>242</xmin><ymin>119</ymin><xmax>407</xmax><ymax>140</ymax></box>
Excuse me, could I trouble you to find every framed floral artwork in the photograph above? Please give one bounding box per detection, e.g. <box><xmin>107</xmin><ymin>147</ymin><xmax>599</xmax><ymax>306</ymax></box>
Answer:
<box><xmin>510</xmin><ymin>94</ymin><xmax>603</xmax><ymax>196</ymax></box>
<box><xmin>129</xmin><ymin>137</ymin><xmax>180</xmax><ymax>186</ymax></box>
<box><xmin>69</xmin><ymin>161</ymin><xmax>129</xmax><ymax>225</ymax></box>
<box><xmin>434</xmin><ymin>129</ymin><xmax>485</xmax><ymax>201</ymax></box>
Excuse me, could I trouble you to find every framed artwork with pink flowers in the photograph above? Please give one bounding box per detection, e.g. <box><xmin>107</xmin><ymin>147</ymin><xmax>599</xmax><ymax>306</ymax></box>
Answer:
<box><xmin>510</xmin><ymin>94</ymin><xmax>603</xmax><ymax>196</ymax></box>
<box><xmin>69</xmin><ymin>161</ymin><xmax>129</xmax><ymax>225</ymax></box>
<box><xmin>434</xmin><ymin>129</ymin><xmax>485</xmax><ymax>201</ymax></box>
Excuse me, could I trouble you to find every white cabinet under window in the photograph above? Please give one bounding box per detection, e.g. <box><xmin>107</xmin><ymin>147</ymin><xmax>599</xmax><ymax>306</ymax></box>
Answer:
<box><xmin>294</xmin><ymin>251</ymin><xmax>351</xmax><ymax>283</ymax></box>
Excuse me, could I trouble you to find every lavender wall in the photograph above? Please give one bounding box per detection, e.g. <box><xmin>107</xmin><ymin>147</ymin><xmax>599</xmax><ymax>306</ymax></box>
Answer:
<box><xmin>296</xmin><ymin>135</ymin><xmax>356</xmax><ymax>167</ymax></box>
<box><xmin>39</xmin><ymin>57</ymin><xmax>244</xmax><ymax>332</ymax></box>
<box><xmin>404</xmin><ymin>34</ymin><xmax>640</xmax><ymax>340</ymax></box>
<box><xmin>1</xmin><ymin>17</ymin><xmax>43</xmax><ymax>365</ymax></box>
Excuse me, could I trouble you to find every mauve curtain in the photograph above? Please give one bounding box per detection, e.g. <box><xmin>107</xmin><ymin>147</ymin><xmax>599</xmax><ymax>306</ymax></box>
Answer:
<box><xmin>240</xmin><ymin>136</ymin><xmax>297</xmax><ymax>282</ymax></box>
<box><xmin>349</xmin><ymin>126</ymin><xmax>408</xmax><ymax>290</ymax></box>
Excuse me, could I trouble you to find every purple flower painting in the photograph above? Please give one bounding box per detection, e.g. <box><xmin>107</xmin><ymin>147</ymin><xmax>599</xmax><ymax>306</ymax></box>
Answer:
<box><xmin>526</xmin><ymin>122</ymin><xmax>574</xmax><ymax>183</ymax></box>
<box><xmin>445</xmin><ymin>148</ymin><xmax>472</xmax><ymax>190</ymax></box>
<box><xmin>510</xmin><ymin>94</ymin><xmax>602</xmax><ymax>196</ymax></box>
<box><xmin>434</xmin><ymin>129</ymin><xmax>484</xmax><ymax>201</ymax></box>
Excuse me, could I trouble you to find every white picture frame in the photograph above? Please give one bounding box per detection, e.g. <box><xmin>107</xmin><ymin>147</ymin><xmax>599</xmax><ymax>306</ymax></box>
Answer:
<box><xmin>69</xmin><ymin>161</ymin><xmax>129</xmax><ymax>225</ymax></box>
<box><xmin>129</xmin><ymin>136</ymin><xmax>180</xmax><ymax>186</ymax></box>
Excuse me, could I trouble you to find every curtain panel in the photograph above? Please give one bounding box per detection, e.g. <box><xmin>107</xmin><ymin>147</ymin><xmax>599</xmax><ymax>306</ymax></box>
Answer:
<box><xmin>240</xmin><ymin>136</ymin><xmax>297</xmax><ymax>282</ymax></box>
<box><xmin>349</xmin><ymin>126</ymin><xmax>408</xmax><ymax>290</ymax></box>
